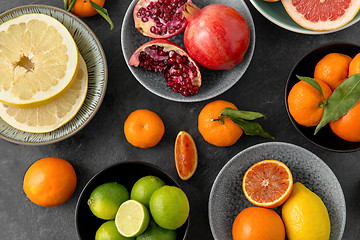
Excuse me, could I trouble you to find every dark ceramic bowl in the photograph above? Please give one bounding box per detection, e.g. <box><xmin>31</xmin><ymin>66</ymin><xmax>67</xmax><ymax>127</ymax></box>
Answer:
<box><xmin>285</xmin><ymin>42</ymin><xmax>360</xmax><ymax>152</ymax></box>
<box><xmin>75</xmin><ymin>161</ymin><xmax>189</xmax><ymax>239</ymax></box>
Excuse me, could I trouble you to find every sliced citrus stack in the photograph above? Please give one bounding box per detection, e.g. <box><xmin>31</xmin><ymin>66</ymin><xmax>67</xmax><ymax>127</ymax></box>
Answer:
<box><xmin>115</xmin><ymin>200</ymin><xmax>150</xmax><ymax>238</ymax></box>
<box><xmin>0</xmin><ymin>13</ymin><xmax>79</xmax><ymax>107</ymax></box>
<box><xmin>282</xmin><ymin>0</ymin><xmax>360</xmax><ymax>31</ymax></box>
<box><xmin>0</xmin><ymin>55</ymin><xmax>87</xmax><ymax>133</ymax></box>
<box><xmin>174</xmin><ymin>131</ymin><xmax>198</xmax><ymax>180</ymax></box>
<box><xmin>242</xmin><ymin>160</ymin><xmax>293</xmax><ymax>208</ymax></box>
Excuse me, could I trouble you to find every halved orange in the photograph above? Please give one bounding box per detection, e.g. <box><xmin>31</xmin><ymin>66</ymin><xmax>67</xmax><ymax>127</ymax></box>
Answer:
<box><xmin>174</xmin><ymin>131</ymin><xmax>198</xmax><ymax>180</ymax></box>
<box><xmin>242</xmin><ymin>160</ymin><xmax>293</xmax><ymax>208</ymax></box>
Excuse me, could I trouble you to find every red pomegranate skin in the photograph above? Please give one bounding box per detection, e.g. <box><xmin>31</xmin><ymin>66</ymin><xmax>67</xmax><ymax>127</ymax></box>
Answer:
<box><xmin>183</xmin><ymin>4</ymin><xmax>250</xmax><ymax>70</ymax></box>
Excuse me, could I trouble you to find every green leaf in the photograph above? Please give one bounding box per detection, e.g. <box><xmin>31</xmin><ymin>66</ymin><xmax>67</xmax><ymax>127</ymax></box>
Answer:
<box><xmin>66</xmin><ymin>0</ymin><xmax>76</xmax><ymax>12</ymax></box>
<box><xmin>297</xmin><ymin>75</ymin><xmax>325</xmax><ymax>100</ymax></box>
<box><xmin>90</xmin><ymin>0</ymin><xmax>114</xmax><ymax>30</ymax></box>
<box><xmin>315</xmin><ymin>73</ymin><xmax>360</xmax><ymax>134</ymax></box>
<box><xmin>220</xmin><ymin>107</ymin><xmax>267</xmax><ymax>120</ymax></box>
<box><xmin>229</xmin><ymin>117</ymin><xmax>275</xmax><ymax>139</ymax></box>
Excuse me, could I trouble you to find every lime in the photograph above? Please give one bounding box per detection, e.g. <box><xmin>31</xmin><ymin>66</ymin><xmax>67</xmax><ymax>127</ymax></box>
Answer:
<box><xmin>95</xmin><ymin>220</ymin><xmax>135</xmax><ymax>240</ymax></box>
<box><xmin>136</xmin><ymin>220</ymin><xmax>176</xmax><ymax>240</ymax></box>
<box><xmin>149</xmin><ymin>185</ymin><xmax>189</xmax><ymax>230</ymax></box>
<box><xmin>130</xmin><ymin>176</ymin><xmax>165</xmax><ymax>208</ymax></box>
<box><xmin>115</xmin><ymin>200</ymin><xmax>150</xmax><ymax>237</ymax></box>
<box><xmin>88</xmin><ymin>182</ymin><xmax>129</xmax><ymax>220</ymax></box>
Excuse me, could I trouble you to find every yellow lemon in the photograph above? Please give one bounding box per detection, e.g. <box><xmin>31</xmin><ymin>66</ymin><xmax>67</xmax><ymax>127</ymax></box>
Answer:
<box><xmin>282</xmin><ymin>182</ymin><xmax>330</xmax><ymax>240</ymax></box>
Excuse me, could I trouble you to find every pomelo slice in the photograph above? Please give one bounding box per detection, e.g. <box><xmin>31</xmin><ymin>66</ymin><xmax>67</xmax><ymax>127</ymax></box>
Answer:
<box><xmin>0</xmin><ymin>55</ymin><xmax>87</xmax><ymax>133</ymax></box>
<box><xmin>242</xmin><ymin>160</ymin><xmax>293</xmax><ymax>208</ymax></box>
<box><xmin>282</xmin><ymin>0</ymin><xmax>360</xmax><ymax>31</ymax></box>
<box><xmin>0</xmin><ymin>13</ymin><xmax>79</xmax><ymax>106</ymax></box>
<box><xmin>174</xmin><ymin>131</ymin><xmax>198</xmax><ymax>180</ymax></box>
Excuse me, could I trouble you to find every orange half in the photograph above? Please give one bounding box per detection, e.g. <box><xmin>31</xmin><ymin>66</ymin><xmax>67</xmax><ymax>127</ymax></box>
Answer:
<box><xmin>175</xmin><ymin>131</ymin><xmax>198</xmax><ymax>180</ymax></box>
<box><xmin>242</xmin><ymin>160</ymin><xmax>293</xmax><ymax>208</ymax></box>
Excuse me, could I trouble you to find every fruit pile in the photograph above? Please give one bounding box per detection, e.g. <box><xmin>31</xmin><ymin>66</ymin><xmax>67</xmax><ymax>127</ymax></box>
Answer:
<box><xmin>87</xmin><ymin>176</ymin><xmax>189</xmax><ymax>239</ymax></box>
<box><xmin>233</xmin><ymin>160</ymin><xmax>331</xmax><ymax>240</ymax></box>
<box><xmin>0</xmin><ymin>14</ymin><xmax>88</xmax><ymax>133</ymax></box>
<box><xmin>288</xmin><ymin>52</ymin><xmax>360</xmax><ymax>142</ymax></box>
<box><xmin>130</xmin><ymin>0</ymin><xmax>251</xmax><ymax>96</ymax></box>
<box><xmin>266</xmin><ymin>0</ymin><xmax>360</xmax><ymax>31</ymax></box>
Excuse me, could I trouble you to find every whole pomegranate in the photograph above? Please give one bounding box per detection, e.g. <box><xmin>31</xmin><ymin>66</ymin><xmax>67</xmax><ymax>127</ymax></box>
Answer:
<box><xmin>129</xmin><ymin>40</ymin><xmax>201</xmax><ymax>96</ymax></box>
<box><xmin>182</xmin><ymin>3</ymin><xmax>250</xmax><ymax>70</ymax></box>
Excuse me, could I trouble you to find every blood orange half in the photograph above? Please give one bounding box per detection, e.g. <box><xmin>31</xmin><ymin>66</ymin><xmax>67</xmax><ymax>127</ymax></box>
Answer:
<box><xmin>282</xmin><ymin>0</ymin><xmax>360</xmax><ymax>31</ymax></box>
<box><xmin>242</xmin><ymin>160</ymin><xmax>293</xmax><ymax>208</ymax></box>
<box><xmin>175</xmin><ymin>131</ymin><xmax>198</xmax><ymax>180</ymax></box>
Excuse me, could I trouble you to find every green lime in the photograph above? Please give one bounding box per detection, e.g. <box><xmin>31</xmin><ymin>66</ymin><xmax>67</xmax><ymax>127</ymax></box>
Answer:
<box><xmin>136</xmin><ymin>220</ymin><xmax>176</xmax><ymax>240</ymax></box>
<box><xmin>88</xmin><ymin>182</ymin><xmax>129</xmax><ymax>220</ymax></box>
<box><xmin>130</xmin><ymin>176</ymin><xmax>165</xmax><ymax>208</ymax></box>
<box><xmin>95</xmin><ymin>220</ymin><xmax>135</xmax><ymax>240</ymax></box>
<box><xmin>149</xmin><ymin>186</ymin><xmax>189</xmax><ymax>230</ymax></box>
<box><xmin>115</xmin><ymin>200</ymin><xmax>150</xmax><ymax>237</ymax></box>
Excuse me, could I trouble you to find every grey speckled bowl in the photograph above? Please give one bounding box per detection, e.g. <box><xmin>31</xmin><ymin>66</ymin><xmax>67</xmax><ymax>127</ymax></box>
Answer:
<box><xmin>121</xmin><ymin>0</ymin><xmax>255</xmax><ymax>102</ymax></box>
<box><xmin>209</xmin><ymin>142</ymin><xmax>345</xmax><ymax>240</ymax></box>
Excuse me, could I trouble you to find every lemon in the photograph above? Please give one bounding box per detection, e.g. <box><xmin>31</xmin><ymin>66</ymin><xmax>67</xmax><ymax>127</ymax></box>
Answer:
<box><xmin>115</xmin><ymin>200</ymin><xmax>150</xmax><ymax>238</ymax></box>
<box><xmin>0</xmin><ymin>13</ymin><xmax>78</xmax><ymax>107</ymax></box>
<box><xmin>0</xmin><ymin>55</ymin><xmax>87</xmax><ymax>133</ymax></box>
<box><xmin>282</xmin><ymin>182</ymin><xmax>331</xmax><ymax>240</ymax></box>
<box><xmin>130</xmin><ymin>176</ymin><xmax>165</xmax><ymax>208</ymax></box>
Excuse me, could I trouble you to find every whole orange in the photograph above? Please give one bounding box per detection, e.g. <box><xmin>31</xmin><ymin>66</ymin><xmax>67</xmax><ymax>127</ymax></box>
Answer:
<box><xmin>314</xmin><ymin>53</ymin><xmax>352</xmax><ymax>90</ymax></box>
<box><xmin>329</xmin><ymin>101</ymin><xmax>360</xmax><ymax>142</ymax></box>
<box><xmin>349</xmin><ymin>53</ymin><xmax>360</xmax><ymax>77</ymax></box>
<box><xmin>23</xmin><ymin>157</ymin><xmax>77</xmax><ymax>207</ymax></box>
<box><xmin>124</xmin><ymin>109</ymin><xmax>165</xmax><ymax>148</ymax></box>
<box><xmin>198</xmin><ymin>100</ymin><xmax>243</xmax><ymax>147</ymax></box>
<box><xmin>232</xmin><ymin>207</ymin><xmax>285</xmax><ymax>240</ymax></box>
<box><xmin>64</xmin><ymin>0</ymin><xmax>105</xmax><ymax>17</ymax></box>
<box><xmin>288</xmin><ymin>78</ymin><xmax>332</xmax><ymax>127</ymax></box>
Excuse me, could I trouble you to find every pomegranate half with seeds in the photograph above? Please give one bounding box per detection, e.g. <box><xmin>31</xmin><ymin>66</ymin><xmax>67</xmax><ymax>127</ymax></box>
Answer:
<box><xmin>129</xmin><ymin>40</ymin><xmax>201</xmax><ymax>96</ymax></box>
<box><xmin>133</xmin><ymin>0</ymin><xmax>191</xmax><ymax>39</ymax></box>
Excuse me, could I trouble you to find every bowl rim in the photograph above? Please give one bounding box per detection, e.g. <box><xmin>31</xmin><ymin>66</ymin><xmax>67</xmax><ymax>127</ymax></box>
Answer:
<box><xmin>208</xmin><ymin>141</ymin><xmax>346</xmax><ymax>240</ymax></box>
<box><xmin>74</xmin><ymin>161</ymin><xmax>190</xmax><ymax>240</ymax></box>
<box><xmin>249</xmin><ymin>0</ymin><xmax>360</xmax><ymax>35</ymax></box>
<box><xmin>0</xmin><ymin>4</ymin><xmax>108</xmax><ymax>146</ymax></box>
<box><xmin>284</xmin><ymin>41</ymin><xmax>360</xmax><ymax>152</ymax></box>
<box><xmin>120</xmin><ymin>0</ymin><xmax>256</xmax><ymax>102</ymax></box>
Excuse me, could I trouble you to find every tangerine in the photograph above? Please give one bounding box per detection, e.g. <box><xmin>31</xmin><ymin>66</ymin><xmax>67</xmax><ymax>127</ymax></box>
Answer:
<box><xmin>198</xmin><ymin>100</ymin><xmax>243</xmax><ymax>147</ymax></box>
<box><xmin>65</xmin><ymin>0</ymin><xmax>105</xmax><ymax>17</ymax></box>
<box><xmin>314</xmin><ymin>53</ymin><xmax>352</xmax><ymax>90</ymax></box>
<box><xmin>174</xmin><ymin>131</ymin><xmax>198</xmax><ymax>180</ymax></box>
<box><xmin>242</xmin><ymin>160</ymin><xmax>293</xmax><ymax>208</ymax></box>
<box><xmin>23</xmin><ymin>157</ymin><xmax>77</xmax><ymax>207</ymax></box>
<box><xmin>288</xmin><ymin>78</ymin><xmax>332</xmax><ymax>127</ymax></box>
<box><xmin>349</xmin><ymin>53</ymin><xmax>360</xmax><ymax>77</ymax></box>
<box><xmin>329</xmin><ymin>101</ymin><xmax>360</xmax><ymax>142</ymax></box>
<box><xmin>232</xmin><ymin>207</ymin><xmax>285</xmax><ymax>240</ymax></box>
<box><xmin>124</xmin><ymin>109</ymin><xmax>165</xmax><ymax>148</ymax></box>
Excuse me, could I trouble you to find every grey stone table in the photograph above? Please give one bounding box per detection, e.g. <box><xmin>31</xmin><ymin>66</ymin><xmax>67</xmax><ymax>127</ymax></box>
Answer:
<box><xmin>0</xmin><ymin>0</ymin><xmax>359</xmax><ymax>239</ymax></box>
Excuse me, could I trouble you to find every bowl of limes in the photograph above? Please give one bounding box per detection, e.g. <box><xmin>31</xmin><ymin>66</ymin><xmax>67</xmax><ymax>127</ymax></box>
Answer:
<box><xmin>75</xmin><ymin>161</ymin><xmax>190</xmax><ymax>240</ymax></box>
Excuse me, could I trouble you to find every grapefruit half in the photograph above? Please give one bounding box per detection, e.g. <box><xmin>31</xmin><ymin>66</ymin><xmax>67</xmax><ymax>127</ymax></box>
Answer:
<box><xmin>282</xmin><ymin>0</ymin><xmax>360</xmax><ymax>31</ymax></box>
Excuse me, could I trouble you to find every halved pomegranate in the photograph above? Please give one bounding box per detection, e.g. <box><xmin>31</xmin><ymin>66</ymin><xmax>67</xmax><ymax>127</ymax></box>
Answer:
<box><xmin>133</xmin><ymin>0</ymin><xmax>190</xmax><ymax>39</ymax></box>
<box><xmin>129</xmin><ymin>40</ymin><xmax>201</xmax><ymax>96</ymax></box>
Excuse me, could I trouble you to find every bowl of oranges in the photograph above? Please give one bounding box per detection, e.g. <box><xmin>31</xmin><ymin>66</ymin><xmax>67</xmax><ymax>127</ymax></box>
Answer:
<box><xmin>285</xmin><ymin>42</ymin><xmax>360</xmax><ymax>152</ymax></box>
<box><xmin>75</xmin><ymin>161</ymin><xmax>190</xmax><ymax>240</ymax></box>
<box><xmin>209</xmin><ymin>142</ymin><xmax>346</xmax><ymax>240</ymax></box>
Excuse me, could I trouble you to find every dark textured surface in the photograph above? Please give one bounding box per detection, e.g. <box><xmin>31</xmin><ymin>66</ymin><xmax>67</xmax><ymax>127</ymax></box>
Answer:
<box><xmin>0</xmin><ymin>0</ymin><xmax>359</xmax><ymax>240</ymax></box>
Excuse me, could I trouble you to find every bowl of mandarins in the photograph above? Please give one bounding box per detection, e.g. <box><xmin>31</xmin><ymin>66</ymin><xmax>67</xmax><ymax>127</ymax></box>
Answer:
<box><xmin>285</xmin><ymin>42</ymin><xmax>360</xmax><ymax>152</ymax></box>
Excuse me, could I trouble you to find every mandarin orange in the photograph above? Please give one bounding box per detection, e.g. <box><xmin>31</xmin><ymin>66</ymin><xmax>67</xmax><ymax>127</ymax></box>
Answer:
<box><xmin>65</xmin><ymin>0</ymin><xmax>105</xmax><ymax>17</ymax></box>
